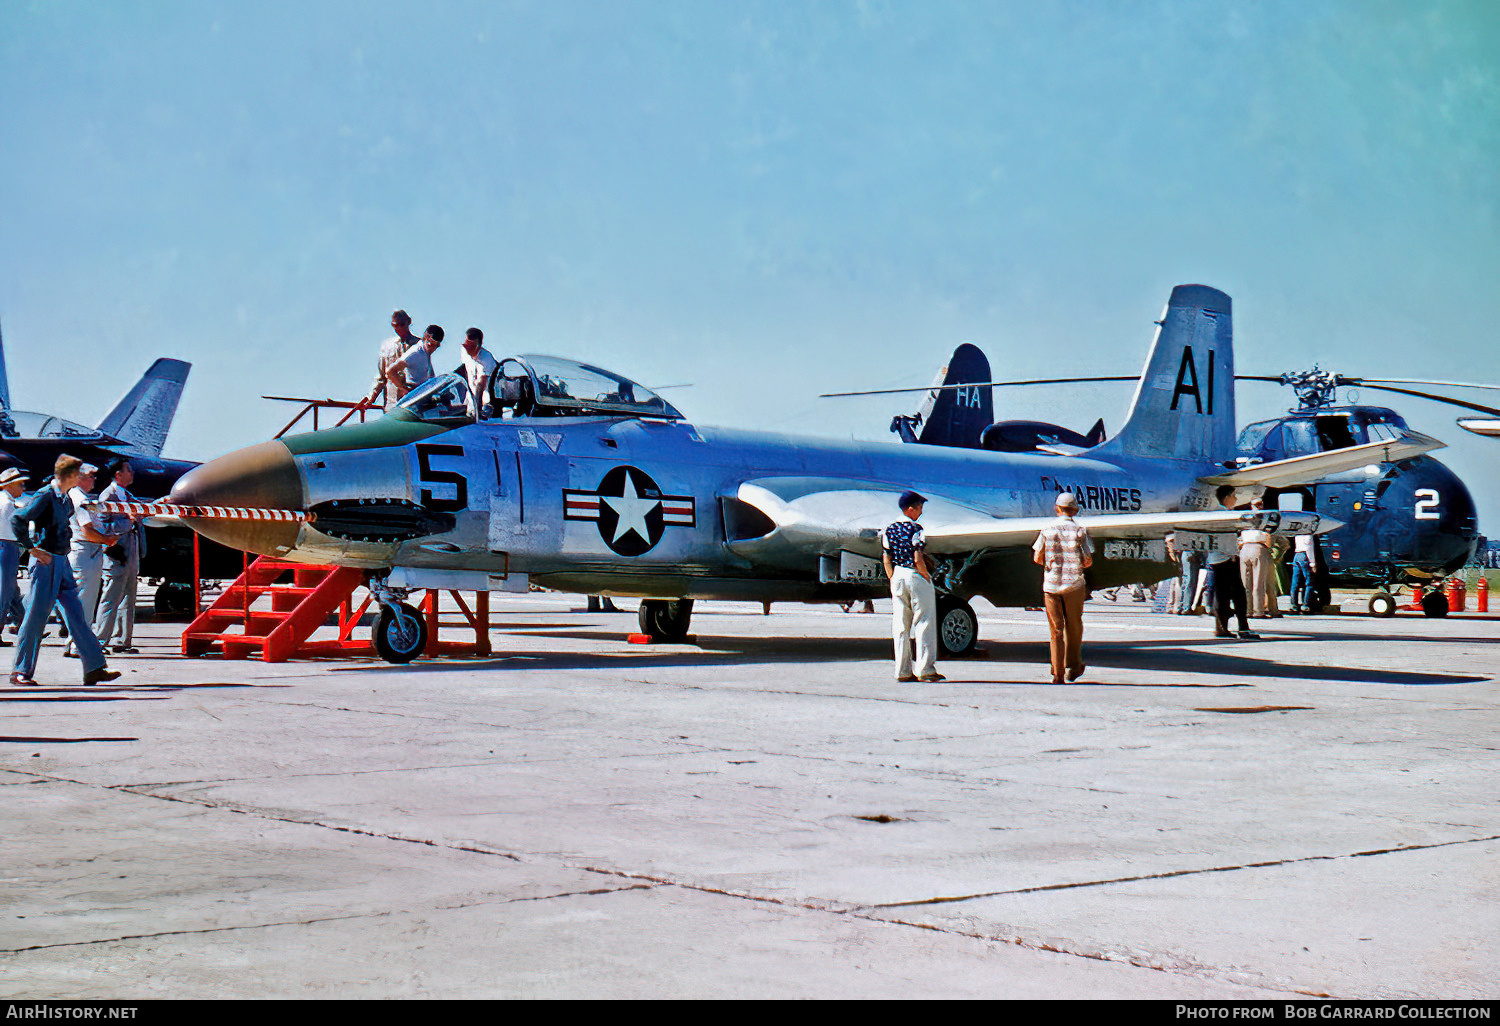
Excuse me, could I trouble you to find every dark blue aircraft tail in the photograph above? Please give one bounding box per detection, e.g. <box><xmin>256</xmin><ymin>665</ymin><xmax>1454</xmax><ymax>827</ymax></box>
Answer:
<box><xmin>1090</xmin><ymin>285</ymin><xmax>1236</xmax><ymax>466</ymax></box>
<box><xmin>896</xmin><ymin>343</ymin><xmax>993</xmax><ymax>448</ymax></box>
<box><xmin>97</xmin><ymin>358</ymin><xmax>192</xmax><ymax>457</ymax></box>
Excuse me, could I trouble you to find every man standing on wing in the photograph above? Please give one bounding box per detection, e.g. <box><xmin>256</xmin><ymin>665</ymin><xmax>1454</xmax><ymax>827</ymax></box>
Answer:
<box><xmin>881</xmin><ymin>490</ymin><xmax>944</xmax><ymax>683</ymax></box>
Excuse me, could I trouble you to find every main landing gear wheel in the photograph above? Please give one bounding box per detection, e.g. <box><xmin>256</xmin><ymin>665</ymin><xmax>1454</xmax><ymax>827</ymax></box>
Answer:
<box><xmin>936</xmin><ymin>595</ymin><xmax>979</xmax><ymax>658</ymax></box>
<box><xmin>1420</xmin><ymin>589</ymin><xmax>1450</xmax><ymax>618</ymax></box>
<box><xmin>153</xmin><ymin>583</ymin><xmax>195</xmax><ymax>621</ymax></box>
<box><xmin>638</xmin><ymin>599</ymin><xmax>694</xmax><ymax>642</ymax></box>
<box><xmin>374</xmin><ymin>602</ymin><xmax>428</xmax><ymax>663</ymax></box>
<box><xmin>1367</xmin><ymin>592</ymin><xmax>1397</xmax><ymax>618</ymax></box>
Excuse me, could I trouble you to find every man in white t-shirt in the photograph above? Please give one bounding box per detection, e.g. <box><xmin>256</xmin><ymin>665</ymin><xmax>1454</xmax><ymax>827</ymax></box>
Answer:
<box><xmin>64</xmin><ymin>464</ymin><xmax>121</xmax><ymax>657</ymax></box>
<box><xmin>1289</xmin><ymin>533</ymin><xmax>1318</xmax><ymax>614</ymax></box>
<box><xmin>460</xmin><ymin>327</ymin><xmax>499</xmax><ymax>421</ymax></box>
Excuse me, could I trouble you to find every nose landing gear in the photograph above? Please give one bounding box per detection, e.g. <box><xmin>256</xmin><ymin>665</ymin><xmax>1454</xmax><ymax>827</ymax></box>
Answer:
<box><xmin>369</xmin><ymin>577</ymin><xmax>427</xmax><ymax>663</ymax></box>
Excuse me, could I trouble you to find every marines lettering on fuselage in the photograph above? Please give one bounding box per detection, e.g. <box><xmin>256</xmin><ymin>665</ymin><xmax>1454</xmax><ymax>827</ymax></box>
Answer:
<box><xmin>1048</xmin><ymin>481</ymin><xmax>1143</xmax><ymax>512</ymax></box>
<box><xmin>564</xmin><ymin>465</ymin><xmax>696</xmax><ymax>557</ymax></box>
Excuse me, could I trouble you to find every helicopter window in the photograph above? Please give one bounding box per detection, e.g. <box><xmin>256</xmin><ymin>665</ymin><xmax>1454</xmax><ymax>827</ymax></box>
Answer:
<box><xmin>1234</xmin><ymin>420</ymin><xmax>1281</xmax><ymax>456</ymax></box>
<box><xmin>1315</xmin><ymin>416</ymin><xmax>1357</xmax><ymax>451</ymax></box>
<box><xmin>395</xmin><ymin>373</ymin><xmax>473</xmax><ymax>423</ymax></box>
<box><xmin>1367</xmin><ymin>422</ymin><xmax>1402</xmax><ymax>444</ymax></box>
<box><xmin>1279</xmin><ymin>419</ymin><xmax>1319</xmax><ymax>457</ymax></box>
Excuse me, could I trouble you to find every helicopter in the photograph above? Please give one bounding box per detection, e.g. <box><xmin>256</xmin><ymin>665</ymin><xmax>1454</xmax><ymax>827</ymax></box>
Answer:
<box><xmin>833</xmin><ymin>357</ymin><xmax>1487</xmax><ymax>618</ymax></box>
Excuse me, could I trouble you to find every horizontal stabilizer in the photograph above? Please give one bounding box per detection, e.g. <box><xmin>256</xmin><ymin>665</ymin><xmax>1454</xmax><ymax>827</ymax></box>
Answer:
<box><xmin>1198</xmin><ymin>431</ymin><xmax>1444</xmax><ymax>489</ymax></box>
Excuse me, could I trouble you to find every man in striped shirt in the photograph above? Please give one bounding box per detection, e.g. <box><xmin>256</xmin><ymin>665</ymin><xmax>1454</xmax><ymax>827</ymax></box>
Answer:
<box><xmin>1033</xmin><ymin>492</ymin><xmax>1092</xmax><ymax>684</ymax></box>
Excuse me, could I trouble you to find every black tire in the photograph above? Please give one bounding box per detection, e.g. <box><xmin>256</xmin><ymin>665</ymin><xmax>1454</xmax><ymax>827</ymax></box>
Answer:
<box><xmin>637</xmin><ymin>599</ymin><xmax>693</xmax><ymax>642</ymax></box>
<box><xmin>1420</xmin><ymin>589</ymin><xmax>1450</xmax><ymax>618</ymax></box>
<box><xmin>936</xmin><ymin>595</ymin><xmax>979</xmax><ymax>658</ymax></box>
<box><xmin>1368</xmin><ymin>592</ymin><xmax>1397</xmax><ymax>618</ymax></box>
<box><xmin>374</xmin><ymin>602</ymin><xmax>428</xmax><ymax>663</ymax></box>
<box><xmin>154</xmin><ymin>583</ymin><xmax>194</xmax><ymax>621</ymax></box>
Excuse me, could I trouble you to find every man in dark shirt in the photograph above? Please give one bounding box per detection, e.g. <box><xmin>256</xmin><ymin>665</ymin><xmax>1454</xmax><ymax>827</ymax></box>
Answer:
<box><xmin>10</xmin><ymin>455</ymin><xmax>121</xmax><ymax>686</ymax></box>
<box><xmin>881</xmin><ymin>490</ymin><xmax>943</xmax><ymax>683</ymax></box>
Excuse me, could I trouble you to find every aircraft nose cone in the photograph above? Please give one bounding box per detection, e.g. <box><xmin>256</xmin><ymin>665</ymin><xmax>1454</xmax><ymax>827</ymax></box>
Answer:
<box><xmin>171</xmin><ymin>440</ymin><xmax>304</xmax><ymax>556</ymax></box>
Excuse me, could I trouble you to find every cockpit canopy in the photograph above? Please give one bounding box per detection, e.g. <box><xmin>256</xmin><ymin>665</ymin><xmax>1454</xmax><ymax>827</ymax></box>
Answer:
<box><xmin>498</xmin><ymin>355</ymin><xmax>683</xmax><ymax>420</ymax></box>
<box><xmin>0</xmin><ymin>410</ymin><xmax>109</xmax><ymax>442</ymax></box>
<box><xmin>396</xmin><ymin>374</ymin><xmax>474</xmax><ymax>424</ymax></box>
<box><xmin>395</xmin><ymin>355</ymin><xmax>684</xmax><ymax>424</ymax></box>
<box><xmin>1235</xmin><ymin>407</ymin><xmax>1411</xmax><ymax>460</ymax></box>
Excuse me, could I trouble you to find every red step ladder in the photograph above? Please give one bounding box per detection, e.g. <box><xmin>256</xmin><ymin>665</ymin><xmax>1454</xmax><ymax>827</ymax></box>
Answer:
<box><xmin>182</xmin><ymin>556</ymin><xmax>373</xmax><ymax>661</ymax></box>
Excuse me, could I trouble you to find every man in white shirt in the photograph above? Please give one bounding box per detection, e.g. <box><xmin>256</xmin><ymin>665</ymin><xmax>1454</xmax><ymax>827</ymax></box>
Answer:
<box><xmin>64</xmin><ymin>464</ymin><xmax>121</xmax><ymax>658</ymax></box>
<box><xmin>367</xmin><ymin>309</ymin><xmax>421</xmax><ymax>411</ymax></box>
<box><xmin>0</xmin><ymin>467</ymin><xmax>28</xmax><ymax>643</ymax></box>
<box><xmin>1289</xmin><ymin>533</ymin><xmax>1318</xmax><ymax>614</ymax></box>
<box><xmin>460</xmin><ymin>327</ymin><xmax>499</xmax><ymax>421</ymax></box>
<box><xmin>1212</xmin><ymin>487</ymin><xmax>1258</xmax><ymax>640</ymax></box>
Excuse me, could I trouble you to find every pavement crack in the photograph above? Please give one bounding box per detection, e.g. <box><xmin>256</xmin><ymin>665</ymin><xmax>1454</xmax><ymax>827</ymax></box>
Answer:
<box><xmin>565</xmin><ymin>864</ymin><xmax>1312</xmax><ymax>997</ymax></box>
<box><xmin>869</xmin><ymin>833</ymin><xmax>1500</xmax><ymax>908</ymax></box>
<box><xmin>1</xmin><ymin>913</ymin><xmax>376</xmax><ymax>955</ymax></box>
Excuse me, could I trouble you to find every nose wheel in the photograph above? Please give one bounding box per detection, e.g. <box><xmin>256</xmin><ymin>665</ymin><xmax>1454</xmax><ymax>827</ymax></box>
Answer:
<box><xmin>374</xmin><ymin>601</ymin><xmax>428</xmax><ymax>663</ymax></box>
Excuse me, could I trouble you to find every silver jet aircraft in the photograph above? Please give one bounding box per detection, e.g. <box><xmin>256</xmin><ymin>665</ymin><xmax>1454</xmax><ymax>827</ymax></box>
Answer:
<box><xmin>161</xmin><ymin>285</ymin><xmax>1440</xmax><ymax>662</ymax></box>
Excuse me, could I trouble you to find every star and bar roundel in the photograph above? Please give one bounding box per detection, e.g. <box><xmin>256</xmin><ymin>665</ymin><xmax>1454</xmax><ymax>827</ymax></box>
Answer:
<box><xmin>563</xmin><ymin>465</ymin><xmax>696</xmax><ymax>557</ymax></box>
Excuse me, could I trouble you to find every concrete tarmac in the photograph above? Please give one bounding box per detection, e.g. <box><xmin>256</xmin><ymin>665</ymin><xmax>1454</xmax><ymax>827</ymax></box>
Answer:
<box><xmin>1</xmin><ymin>596</ymin><xmax>1496</xmax><ymax>999</ymax></box>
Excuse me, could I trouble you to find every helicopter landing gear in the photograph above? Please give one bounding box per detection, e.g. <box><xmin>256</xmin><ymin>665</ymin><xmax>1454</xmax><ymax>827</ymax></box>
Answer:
<box><xmin>1419</xmin><ymin>589</ymin><xmax>1450</xmax><ymax>618</ymax></box>
<box><xmin>638</xmin><ymin>599</ymin><xmax>694</xmax><ymax>642</ymax></box>
<box><xmin>1367</xmin><ymin>592</ymin><xmax>1397</xmax><ymax>618</ymax></box>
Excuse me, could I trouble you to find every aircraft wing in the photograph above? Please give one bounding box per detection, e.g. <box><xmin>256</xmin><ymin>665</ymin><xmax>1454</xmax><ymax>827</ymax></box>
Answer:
<box><xmin>1197</xmin><ymin>431</ymin><xmax>1444</xmax><ymax>490</ymax></box>
<box><xmin>729</xmin><ymin>478</ymin><xmax>1338</xmax><ymax>562</ymax></box>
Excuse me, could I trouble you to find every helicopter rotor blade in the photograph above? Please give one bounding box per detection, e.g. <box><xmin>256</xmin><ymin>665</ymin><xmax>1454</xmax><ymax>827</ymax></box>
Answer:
<box><xmin>1337</xmin><ymin>382</ymin><xmax>1500</xmax><ymax>417</ymax></box>
<box><xmin>1346</xmin><ymin>377</ymin><xmax>1500</xmax><ymax>392</ymax></box>
<box><xmin>820</xmin><ymin>376</ymin><xmax>1138</xmax><ymax>398</ymax></box>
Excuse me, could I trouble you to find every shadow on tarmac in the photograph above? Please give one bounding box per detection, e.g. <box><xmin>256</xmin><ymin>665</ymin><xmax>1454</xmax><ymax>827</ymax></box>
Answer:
<box><xmin>321</xmin><ymin>629</ymin><xmax>1488</xmax><ymax>688</ymax></box>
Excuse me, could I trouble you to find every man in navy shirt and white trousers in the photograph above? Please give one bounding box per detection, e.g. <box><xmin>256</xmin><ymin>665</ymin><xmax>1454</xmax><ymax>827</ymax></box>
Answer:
<box><xmin>882</xmin><ymin>490</ymin><xmax>944</xmax><ymax>683</ymax></box>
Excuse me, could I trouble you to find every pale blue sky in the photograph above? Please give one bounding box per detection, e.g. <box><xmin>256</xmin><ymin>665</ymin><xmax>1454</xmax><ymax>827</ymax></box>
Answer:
<box><xmin>2</xmin><ymin>1</ymin><xmax>1497</xmax><ymax>523</ymax></box>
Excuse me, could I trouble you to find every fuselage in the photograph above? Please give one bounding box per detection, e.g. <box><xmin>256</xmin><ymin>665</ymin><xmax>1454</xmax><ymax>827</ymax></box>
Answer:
<box><xmin>172</xmin><ymin>411</ymin><xmax>1214</xmax><ymax>605</ymax></box>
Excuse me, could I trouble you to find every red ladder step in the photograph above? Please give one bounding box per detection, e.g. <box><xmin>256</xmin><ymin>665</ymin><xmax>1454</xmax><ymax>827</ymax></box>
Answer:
<box><xmin>182</xmin><ymin>555</ymin><xmax>372</xmax><ymax>661</ymax></box>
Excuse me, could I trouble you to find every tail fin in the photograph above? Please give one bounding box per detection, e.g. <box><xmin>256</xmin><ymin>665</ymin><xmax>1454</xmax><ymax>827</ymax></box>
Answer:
<box><xmin>910</xmin><ymin>343</ymin><xmax>994</xmax><ymax>448</ymax></box>
<box><xmin>1090</xmin><ymin>285</ymin><xmax>1235</xmax><ymax>465</ymax></box>
<box><xmin>97</xmin><ymin>358</ymin><xmax>191</xmax><ymax>456</ymax></box>
<box><xmin>1083</xmin><ymin>418</ymin><xmax>1106</xmax><ymax>448</ymax></box>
